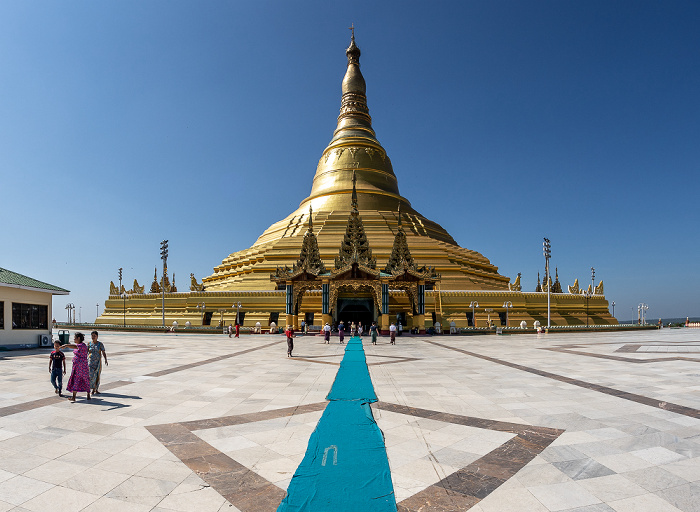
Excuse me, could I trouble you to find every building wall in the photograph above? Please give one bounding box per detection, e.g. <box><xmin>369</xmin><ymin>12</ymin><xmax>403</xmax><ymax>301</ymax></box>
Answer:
<box><xmin>96</xmin><ymin>289</ymin><xmax>616</xmax><ymax>329</ymax></box>
<box><xmin>0</xmin><ymin>286</ymin><xmax>53</xmax><ymax>349</ymax></box>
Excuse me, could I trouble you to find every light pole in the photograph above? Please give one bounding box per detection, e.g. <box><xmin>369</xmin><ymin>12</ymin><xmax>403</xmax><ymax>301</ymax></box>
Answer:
<box><xmin>96</xmin><ymin>303</ymin><xmax>99</xmax><ymax>319</ymax></box>
<box><xmin>121</xmin><ymin>292</ymin><xmax>126</xmax><ymax>327</ymax></box>
<box><xmin>503</xmin><ymin>301</ymin><xmax>513</xmax><ymax>327</ymax></box>
<box><xmin>585</xmin><ymin>290</ymin><xmax>591</xmax><ymax>327</ymax></box>
<box><xmin>543</xmin><ymin>238</ymin><xmax>551</xmax><ymax>328</ymax></box>
<box><xmin>234</xmin><ymin>302</ymin><xmax>242</xmax><ymax>326</ymax></box>
<box><xmin>65</xmin><ymin>303</ymin><xmax>74</xmax><ymax>324</ymax></box>
<box><xmin>197</xmin><ymin>302</ymin><xmax>206</xmax><ymax>325</ymax></box>
<box><xmin>118</xmin><ymin>267</ymin><xmax>123</xmax><ymax>294</ymax></box>
<box><xmin>611</xmin><ymin>301</ymin><xmax>615</xmax><ymax>318</ymax></box>
<box><xmin>638</xmin><ymin>303</ymin><xmax>648</xmax><ymax>325</ymax></box>
<box><xmin>591</xmin><ymin>267</ymin><xmax>596</xmax><ymax>294</ymax></box>
<box><xmin>79</xmin><ymin>307</ymin><xmax>82</xmax><ymax>324</ymax></box>
<box><xmin>469</xmin><ymin>301</ymin><xmax>479</xmax><ymax>328</ymax></box>
<box><xmin>160</xmin><ymin>240</ymin><xmax>168</xmax><ymax>327</ymax></box>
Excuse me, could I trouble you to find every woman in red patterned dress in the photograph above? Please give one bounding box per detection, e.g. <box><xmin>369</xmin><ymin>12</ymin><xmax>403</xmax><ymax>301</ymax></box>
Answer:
<box><xmin>62</xmin><ymin>332</ymin><xmax>91</xmax><ymax>402</ymax></box>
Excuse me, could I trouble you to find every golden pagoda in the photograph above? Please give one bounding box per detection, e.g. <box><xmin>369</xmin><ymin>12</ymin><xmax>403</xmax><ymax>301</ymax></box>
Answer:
<box><xmin>98</xmin><ymin>33</ymin><xmax>616</xmax><ymax>330</ymax></box>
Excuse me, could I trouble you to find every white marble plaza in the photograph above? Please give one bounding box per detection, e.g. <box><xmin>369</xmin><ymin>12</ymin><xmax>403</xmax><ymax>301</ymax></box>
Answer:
<box><xmin>0</xmin><ymin>327</ymin><xmax>698</xmax><ymax>511</ymax></box>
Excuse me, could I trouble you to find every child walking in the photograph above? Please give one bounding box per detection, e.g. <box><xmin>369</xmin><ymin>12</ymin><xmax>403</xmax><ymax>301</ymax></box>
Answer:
<box><xmin>49</xmin><ymin>340</ymin><xmax>66</xmax><ymax>396</ymax></box>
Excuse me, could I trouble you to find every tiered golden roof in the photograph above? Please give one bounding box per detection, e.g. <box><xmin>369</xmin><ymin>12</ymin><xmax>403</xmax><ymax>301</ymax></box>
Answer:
<box><xmin>203</xmin><ymin>34</ymin><xmax>509</xmax><ymax>292</ymax></box>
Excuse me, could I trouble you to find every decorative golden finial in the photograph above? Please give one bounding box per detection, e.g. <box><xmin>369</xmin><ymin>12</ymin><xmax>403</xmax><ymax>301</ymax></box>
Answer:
<box><xmin>308</xmin><ymin>205</ymin><xmax>313</xmax><ymax>231</ymax></box>
<box><xmin>397</xmin><ymin>202</ymin><xmax>402</xmax><ymax>228</ymax></box>
<box><xmin>349</xmin><ymin>23</ymin><xmax>355</xmax><ymax>41</ymax></box>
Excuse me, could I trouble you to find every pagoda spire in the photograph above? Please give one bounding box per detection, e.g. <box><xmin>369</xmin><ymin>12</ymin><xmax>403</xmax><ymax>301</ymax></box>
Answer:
<box><xmin>335</xmin><ymin>180</ymin><xmax>376</xmax><ymax>269</ymax></box>
<box><xmin>384</xmin><ymin>203</ymin><xmax>415</xmax><ymax>275</ymax></box>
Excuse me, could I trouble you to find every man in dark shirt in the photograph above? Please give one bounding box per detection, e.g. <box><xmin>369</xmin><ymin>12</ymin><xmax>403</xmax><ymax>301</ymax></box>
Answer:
<box><xmin>49</xmin><ymin>340</ymin><xmax>66</xmax><ymax>396</ymax></box>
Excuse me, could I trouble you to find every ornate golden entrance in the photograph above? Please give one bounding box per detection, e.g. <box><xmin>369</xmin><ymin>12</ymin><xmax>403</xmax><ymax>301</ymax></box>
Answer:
<box><xmin>272</xmin><ymin>177</ymin><xmax>439</xmax><ymax>333</ymax></box>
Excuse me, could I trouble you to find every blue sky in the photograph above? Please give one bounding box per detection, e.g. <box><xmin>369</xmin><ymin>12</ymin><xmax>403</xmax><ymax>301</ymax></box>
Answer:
<box><xmin>1</xmin><ymin>1</ymin><xmax>698</xmax><ymax>323</ymax></box>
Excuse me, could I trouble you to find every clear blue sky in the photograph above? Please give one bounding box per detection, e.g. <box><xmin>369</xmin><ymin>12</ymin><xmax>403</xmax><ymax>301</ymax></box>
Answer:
<box><xmin>1</xmin><ymin>1</ymin><xmax>698</xmax><ymax>323</ymax></box>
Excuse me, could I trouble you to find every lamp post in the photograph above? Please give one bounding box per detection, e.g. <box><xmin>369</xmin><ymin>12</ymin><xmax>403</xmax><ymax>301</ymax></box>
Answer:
<box><xmin>469</xmin><ymin>301</ymin><xmax>479</xmax><ymax>328</ymax></box>
<box><xmin>234</xmin><ymin>302</ymin><xmax>242</xmax><ymax>326</ymax></box>
<box><xmin>585</xmin><ymin>290</ymin><xmax>591</xmax><ymax>327</ymax></box>
<box><xmin>65</xmin><ymin>303</ymin><xmax>74</xmax><ymax>324</ymax></box>
<box><xmin>121</xmin><ymin>292</ymin><xmax>126</xmax><ymax>327</ymax></box>
<box><xmin>591</xmin><ymin>267</ymin><xmax>596</xmax><ymax>294</ymax></box>
<box><xmin>638</xmin><ymin>303</ymin><xmax>648</xmax><ymax>325</ymax></box>
<box><xmin>503</xmin><ymin>301</ymin><xmax>513</xmax><ymax>327</ymax></box>
<box><xmin>543</xmin><ymin>238</ymin><xmax>551</xmax><ymax>328</ymax></box>
<box><xmin>96</xmin><ymin>303</ymin><xmax>99</xmax><ymax>319</ymax></box>
<box><xmin>118</xmin><ymin>267</ymin><xmax>123</xmax><ymax>294</ymax></box>
<box><xmin>160</xmin><ymin>240</ymin><xmax>168</xmax><ymax>327</ymax></box>
<box><xmin>611</xmin><ymin>301</ymin><xmax>615</xmax><ymax>318</ymax></box>
<box><xmin>79</xmin><ymin>307</ymin><xmax>82</xmax><ymax>324</ymax></box>
<box><xmin>197</xmin><ymin>302</ymin><xmax>206</xmax><ymax>325</ymax></box>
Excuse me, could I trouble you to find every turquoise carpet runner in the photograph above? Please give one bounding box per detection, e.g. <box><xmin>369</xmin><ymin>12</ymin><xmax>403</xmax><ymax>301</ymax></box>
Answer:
<box><xmin>277</xmin><ymin>336</ymin><xmax>397</xmax><ymax>511</ymax></box>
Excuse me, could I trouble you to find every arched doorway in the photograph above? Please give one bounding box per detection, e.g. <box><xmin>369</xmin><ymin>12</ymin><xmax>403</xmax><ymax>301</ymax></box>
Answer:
<box><xmin>336</xmin><ymin>297</ymin><xmax>375</xmax><ymax>329</ymax></box>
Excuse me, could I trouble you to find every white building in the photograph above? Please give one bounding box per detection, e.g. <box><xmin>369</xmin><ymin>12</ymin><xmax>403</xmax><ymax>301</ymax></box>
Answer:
<box><xmin>0</xmin><ymin>267</ymin><xmax>69</xmax><ymax>349</ymax></box>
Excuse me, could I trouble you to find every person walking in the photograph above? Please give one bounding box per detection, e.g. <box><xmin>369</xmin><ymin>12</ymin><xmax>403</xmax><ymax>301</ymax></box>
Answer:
<box><xmin>370</xmin><ymin>321</ymin><xmax>378</xmax><ymax>345</ymax></box>
<box><xmin>49</xmin><ymin>340</ymin><xmax>66</xmax><ymax>396</ymax></box>
<box><xmin>300</xmin><ymin>320</ymin><xmax>305</xmax><ymax>335</ymax></box>
<box><xmin>350</xmin><ymin>322</ymin><xmax>357</xmax><ymax>337</ymax></box>
<box><xmin>235</xmin><ymin>323</ymin><xmax>240</xmax><ymax>338</ymax></box>
<box><xmin>87</xmin><ymin>331</ymin><xmax>108</xmax><ymax>395</ymax></box>
<box><xmin>62</xmin><ymin>332</ymin><xmax>91</xmax><ymax>402</ymax></box>
<box><xmin>338</xmin><ymin>321</ymin><xmax>345</xmax><ymax>344</ymax></box>
<box><xmin>323</xmin><ymin>322</ymin><xmax>331</xmax><ymax>343</ymax></box>
<box><xmin>358</xmin><ymin>322</ymin><xmax>363</xmax><ymax>337</ymax></box>
<box><xmin>389</xmin><ymin>322</ymin><xmax>397</xmax><ymax>345</ymax></box>
<box><xmin>228</xmin><ymin>324</ymin><xmax>233</xmax><ymax>338</ymax></box>
<box><xmin>285</xmin><ymin>325</ymin><xmax>295</xmax><ymax>357</ymax></box>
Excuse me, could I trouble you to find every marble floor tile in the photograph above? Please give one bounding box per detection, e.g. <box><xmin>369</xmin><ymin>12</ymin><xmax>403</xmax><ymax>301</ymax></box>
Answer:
<box><xmin>1</xmin><ymin>329</ymin><xmax>699</xmax><ymax>511</ymax></box>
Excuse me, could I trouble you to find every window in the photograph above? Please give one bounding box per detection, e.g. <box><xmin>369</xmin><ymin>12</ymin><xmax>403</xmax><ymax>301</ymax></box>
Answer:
<box><xmin>0</xmin><ymin>301</ymin><xmax>4</xmax><ymax>329</ymax></box>
<box><xmin>11</xmin><ymin>303</ymin><xmax>48</xmax><ymax>329</ymax></box>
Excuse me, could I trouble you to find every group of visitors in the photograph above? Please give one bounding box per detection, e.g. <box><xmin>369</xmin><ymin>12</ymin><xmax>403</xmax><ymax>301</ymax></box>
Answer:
<box><xmin>49</xmin><ymin>331</ymin><xmax>108</xmax><ymax>402</ymax></box>
<box><xmin>227</xmin><ymin>324</ymin><xmax>240</xmax><ymax>338</ymax></box>
<box><xmin>317</xmin><ymin>320</ymin><xmax>387</xmax><ymax>345</ymax></box>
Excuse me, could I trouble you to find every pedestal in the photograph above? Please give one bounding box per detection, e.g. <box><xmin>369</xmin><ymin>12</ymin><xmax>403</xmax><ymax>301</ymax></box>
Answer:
<box><xmin>285</xmin><ymin>314</ymin><xmax>294</xmax><ymax>330</ymax></box>
<box><xmin>415</xmin><ymin>314</ymin><xmax>426</xmax><ymax>334</ymax></box>
<box><xmin>380</xmin><ymin>314</ymin><xmax>390</xmax><ymax>335</ymax></box>
<box><xmin>322</xmin><ymin>314</ymin><xmax>332</xmax><ymax>328</ymax></box>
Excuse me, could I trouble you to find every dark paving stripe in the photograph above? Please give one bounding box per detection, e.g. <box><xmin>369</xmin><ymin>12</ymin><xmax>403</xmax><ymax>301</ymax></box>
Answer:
<box><xmin>375</xmin><ymin>402</ymin><xmax>562</xmax><ymax>511</ymax></box>
<box><xmin>0</xmin><ymin>342</ymin><xmax>283</xmax><ymax>418</ymax></box>
<box><xmin>146</xmin><ymin>423</ymin><xmax>286</xmax><ymax>512</ymax></box>
<box><xmin>146</xmin><ymin>340</ymin><xmax>282</xmax><ymax>377</ymax></box>
<box><xmin>149</xmin><ymin>400</ymin><xmax>562</xmax><ymax>511</ymax></box>
<box><xmin>427</xmin><ymin>340</ymin><xmax>700</xmax><ymax>419</ymax></box>
<box><xmin>544</xmin><ymin>345</ymin><xmax>700</xmax><ymax>363</ymax></box>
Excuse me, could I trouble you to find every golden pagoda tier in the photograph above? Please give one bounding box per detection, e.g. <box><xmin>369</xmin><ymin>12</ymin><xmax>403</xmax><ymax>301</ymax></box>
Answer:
<box><xmin>96</xmin><ymin>34</ymin><xmax>616</xmax><ymax>330</ymax></box>
<box><xmin>203</xmin><ymin>33</ymin><xmax>508</xmax><ymax>294</ymax></box>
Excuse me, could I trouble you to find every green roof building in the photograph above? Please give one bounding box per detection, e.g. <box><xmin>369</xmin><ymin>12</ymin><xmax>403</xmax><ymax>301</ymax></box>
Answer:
<box><xmin>0</xmin><ymin>267</ymin><xmax>69</xmax><ymax>349</ymax></box>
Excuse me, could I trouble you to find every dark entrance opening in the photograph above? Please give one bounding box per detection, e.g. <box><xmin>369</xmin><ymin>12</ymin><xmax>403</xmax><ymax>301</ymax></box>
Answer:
<box><xmin>203</xmin><ymin>311</ymin><xmax>213</xmax><ymax>326</ymax></box>
<box><xmin>336</xmin><ymin>297</ymin><xmax>374</xmax><ymax>330</ymax></box>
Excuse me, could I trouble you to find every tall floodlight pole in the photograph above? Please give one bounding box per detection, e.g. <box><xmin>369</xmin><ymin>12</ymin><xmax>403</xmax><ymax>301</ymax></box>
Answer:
<box><xmin>121</xmin><ymin>292</ymin><xmax>126</xmax><ymax>327</ymax></box>
<box><xmin>591</xmin><ymin>267</ymin><xmax>596</xmax><ymax>294</ymax></box>
<box><xmin>611</xmin><ymin>301</ymin><xmax>615</xmax><ymax>318</ymax></box>
<box><xmin>543</xmin><ymin>238</ymin><xmax>551</xmax><ymax>328</ymax></box>
<box><xmin>160</xmin><ymin>240</ymin><xmax>169</xmax><ymax>327</ymax></box>
<box><xmin>118</xmin><ymin>267</ymin><xmax>123</xmax><ymax>294</ymax></box>
<box><xmin>469</xmin><ymin>301</ymin><xmax>479</xmax><ymax>328</ymax></box>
